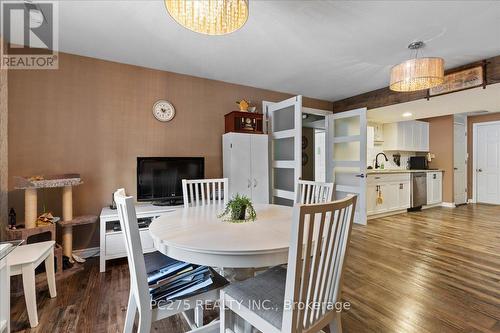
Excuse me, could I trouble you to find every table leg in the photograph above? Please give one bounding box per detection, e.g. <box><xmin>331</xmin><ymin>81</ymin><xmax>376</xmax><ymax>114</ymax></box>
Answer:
<box><xmin>45</xmin><ymin>247</ymin><xmax>57</xmax><ymax>298</ymax></box>
<box><xmin>21</xmin><ymin>264</ymin><xmax>38</xmax><ymax>328</ymax></box>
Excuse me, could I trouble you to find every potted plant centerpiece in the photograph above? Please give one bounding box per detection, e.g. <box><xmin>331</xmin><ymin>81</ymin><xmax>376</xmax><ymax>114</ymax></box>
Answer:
<box><xmin>218</xmin><ymin>194</ymin><xmax>257</xmax><ymax>223</ymax></box>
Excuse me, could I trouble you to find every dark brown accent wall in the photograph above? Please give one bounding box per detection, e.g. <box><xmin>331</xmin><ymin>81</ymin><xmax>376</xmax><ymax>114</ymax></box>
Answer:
<box><xmin>8</xmin><ymin>52</ymin><xmax>333</xmax><ymax>249</ymax></box>
<box><xmin>467</xmin><ymin>113</ymin><xmax>500</xmax><ymax>199</ymax></box>
<box><xmin>333</xmin><ymin>55</ymin><xmax>500</xmax><ymax>113</ymax></box>
<box><xmin>425</xmin><ymin>116</ymin><xmax>454</xmax><ymax>203</ymax></box>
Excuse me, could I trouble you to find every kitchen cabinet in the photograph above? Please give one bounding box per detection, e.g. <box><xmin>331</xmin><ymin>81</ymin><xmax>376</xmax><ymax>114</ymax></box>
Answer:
<box><xmin>427</xmin><ymin>171</ymin><xmax>443</xmax><ymax>205</ymax></box>
<box><xmin>367</xmin><ymin>173</ymin><xmax>411</xmax><ymax>216</ymax></box>
<box><xmin>223</xmin><ymin>132</ymin><xmax>269</xmax><ymax>203</ymax></box>
<box><xmin>368</xmin><ymin>122</ymin><xmax>384</xmax><ymax>142</ymax></box>
<box><xmin>383</xmin><ymin>120</ymin><xmax>429</xmax><ymax>152</ymax></box>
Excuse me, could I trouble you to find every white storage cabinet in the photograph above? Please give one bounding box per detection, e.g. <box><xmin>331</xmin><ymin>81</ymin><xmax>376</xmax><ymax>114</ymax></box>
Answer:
<box><xmin>223</xmin><ymin>133</ymin><xmax>269</xmax><ymax>203</ymax></box>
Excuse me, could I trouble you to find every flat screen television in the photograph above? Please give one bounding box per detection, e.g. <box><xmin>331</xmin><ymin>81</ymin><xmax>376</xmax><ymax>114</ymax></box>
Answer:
<box><xmin>137</xmin><ymin>157</ymin><xmax>204</xmax><ymax>205</ymax></box>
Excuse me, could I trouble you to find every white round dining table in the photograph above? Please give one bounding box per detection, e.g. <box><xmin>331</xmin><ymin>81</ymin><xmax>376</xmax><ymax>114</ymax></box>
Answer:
<box><xmin>149</xmin><ymin>204</ymin><xmax>293</xmax><ymax>269</ymax></box>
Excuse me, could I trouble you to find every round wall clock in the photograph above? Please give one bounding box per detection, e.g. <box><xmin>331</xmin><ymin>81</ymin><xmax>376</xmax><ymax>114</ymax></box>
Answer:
<box><xmin>152</xmin><ymin>100</ymin><xmax>175</xmax><ymax>122</ymax></box>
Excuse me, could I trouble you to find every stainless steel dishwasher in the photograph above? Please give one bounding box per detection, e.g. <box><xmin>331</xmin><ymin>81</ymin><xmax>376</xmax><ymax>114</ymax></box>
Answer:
<box><xmin>411</xmin><ymin>172</ymin><xmax>427</xmax><ymax>209</ymax></box>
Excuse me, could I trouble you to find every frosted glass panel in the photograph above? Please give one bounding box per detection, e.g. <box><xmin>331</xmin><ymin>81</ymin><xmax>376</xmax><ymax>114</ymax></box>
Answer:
<box><xmin>273</xmin><ymin>106</ymin><xmax>295</xmax><ymax>132</ymax></box>
<box><xmin>334</xmin><ymin>116</ymin><xmax>360</xmax><ymax>137</ymax></box>
<box><xmin>274</xmin><ymin>168</ymin><xmax>294</xmax><ymax>192</ymax></box>
<box><xmin>274</xmin><ymin>137</ymin><xmax>294</xmax><ymax>161</ymax></box>
<box><xmin>334</xmin><ymin>168</ymin><xmax>361</xmax><ymax>187</ymax></box>
<box><xmin>333</xmin><ymin>141</ymin><xmax>360</xmax><ymax>161</ymax></box>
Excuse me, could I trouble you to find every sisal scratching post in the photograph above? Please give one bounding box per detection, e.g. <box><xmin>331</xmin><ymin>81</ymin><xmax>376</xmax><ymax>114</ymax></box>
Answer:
<box><xmin>25</xmin><ymin>188</ymin><xmax>37</xmax><ymax>228</ymax></box>
<box><xmin>62</xmin><ymin>186</ymin><xmax>73</xmax><ymax>260</ymax></box>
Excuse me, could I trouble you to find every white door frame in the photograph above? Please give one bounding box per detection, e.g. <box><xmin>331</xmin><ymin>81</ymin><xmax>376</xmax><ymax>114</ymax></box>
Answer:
<box><xmin>472</xmin><ymin>120</ymin><xmax>500</xmax><ymax>203</ymax></box>
<box><xmin>453</xmin><ymin>121</ymin><xmax>467</xmax><ymax>205</ymax></box>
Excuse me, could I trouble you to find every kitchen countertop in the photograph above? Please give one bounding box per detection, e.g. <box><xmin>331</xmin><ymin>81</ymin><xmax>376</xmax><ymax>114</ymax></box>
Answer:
<box><xmin>367</xmin><ymin>169</ymin><xmax>443</xmax><ymax>174</ymax></box>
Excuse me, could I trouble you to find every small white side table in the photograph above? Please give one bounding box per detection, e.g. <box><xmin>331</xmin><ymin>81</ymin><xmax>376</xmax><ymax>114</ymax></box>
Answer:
<box><xmin>0</xmin><ymin>240</ymin><xmax>23</xmax><ymax>333</ymax></box>
<box><xmin>8</xmin><ymin>241</ymin><xmax>57</xmax><ymax>328</ymax></box>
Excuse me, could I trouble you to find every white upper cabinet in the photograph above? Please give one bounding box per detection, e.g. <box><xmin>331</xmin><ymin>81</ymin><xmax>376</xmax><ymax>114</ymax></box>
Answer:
<box><xmin>383</xmin><ymin>120</ymin><xmax>429</xmax><ymax>152</ymax></box>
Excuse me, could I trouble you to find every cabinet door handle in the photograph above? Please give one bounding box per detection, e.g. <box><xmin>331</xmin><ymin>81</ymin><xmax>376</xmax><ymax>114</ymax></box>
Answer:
<box><xmin>399</xmin><ymin>183</ymin><xmax>403</xmax><ymax>189</ymax></box>
<box><xmin>247</xmin><ymin>179</ymin><xmax>251</xmax><ymax>188</ymax></box>
<box><xmin>253</xmin><ymin>178</ymin><xmax>257</xmax><ymax>188</ymax></box>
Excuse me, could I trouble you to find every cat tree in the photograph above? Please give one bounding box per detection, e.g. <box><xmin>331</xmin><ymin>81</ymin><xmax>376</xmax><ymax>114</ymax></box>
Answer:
<box><xmin>10</xmin><ymin>174</ymin><xmax>97</xmax><ymax>263</ymax></box>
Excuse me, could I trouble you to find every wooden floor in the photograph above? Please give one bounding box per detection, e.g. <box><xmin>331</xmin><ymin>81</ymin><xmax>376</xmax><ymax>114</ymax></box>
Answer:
<box><xmin>10</xmin><ymin>204</ymin><xmax>500</xmax><ymax>332</ymax></box>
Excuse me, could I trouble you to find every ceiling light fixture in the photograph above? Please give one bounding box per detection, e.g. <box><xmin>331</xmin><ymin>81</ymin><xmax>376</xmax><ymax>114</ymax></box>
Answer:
<box><xmin>165</xmin><ymin>0</ymin><xmax>249</xmax><ymax>35</ymax></box>
<box><xmin>390</xmin><ymin>41</ymin><xmax>444</xmax><ymax>92</ymax></box>
<box><xmin>402</xmin><ymin>112</ymin><xmax>413</xmax><ymax>117</ymax></box>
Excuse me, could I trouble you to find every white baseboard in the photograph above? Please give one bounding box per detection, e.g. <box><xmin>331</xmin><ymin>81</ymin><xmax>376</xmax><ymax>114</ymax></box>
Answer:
<box><xmin>441</xmin><ymin>202</ymin><xmax>456</xmax><ymax>208</ymax></box>
<box><xmin>468</xmin><ymin>199</ymin><xmax>476</xmax><ymax>204</ymax></box>
<box><xmin>422</xmin><ymin>203</ymin><xmax>441</xmax><ymax>210</ymax></box>
<box><xmin>73</xmin><ymin>246</ymin><xmax>100</xmax><ymax>259</ymax></box>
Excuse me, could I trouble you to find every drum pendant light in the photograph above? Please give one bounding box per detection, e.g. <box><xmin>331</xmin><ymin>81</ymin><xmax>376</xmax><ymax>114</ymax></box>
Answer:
<box><xmin>390</xmin><ymin>41</ymin><xmax>445</xmax><ymax>92</ymax></box>
<box><xmin>165</xmin><ymin>0</ymin><xmax>249</xmax><ymax>35</ymax></box>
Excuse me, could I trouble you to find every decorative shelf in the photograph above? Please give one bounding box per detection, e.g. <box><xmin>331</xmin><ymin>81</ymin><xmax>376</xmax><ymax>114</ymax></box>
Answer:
<box><xmin>224</xmin><ymin>111</ymin><xmax>264</xmax><ymax>134</ymax></box>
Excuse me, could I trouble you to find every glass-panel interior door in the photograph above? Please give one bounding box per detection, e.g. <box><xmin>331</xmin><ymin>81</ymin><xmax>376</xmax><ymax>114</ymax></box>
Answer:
<box><xmin>264</xmin><ymin>96</ymin><xmax>302</xmax><ymax>206</ymax></box>
<box><xmin>326</xmin><ymin>108</ymin><xmax>367</xmax><ymax>224</ymax></box>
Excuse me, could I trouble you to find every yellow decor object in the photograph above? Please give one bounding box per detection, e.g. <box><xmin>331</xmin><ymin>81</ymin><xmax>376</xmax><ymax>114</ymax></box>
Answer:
<box><xmin>165</xmin><ymin>0</ymin><xmax>249</xmax><ymax>35</ymax></box>
<box><xmin>390</xmin><ymin>41</ymin><xmax>444</xmax><ymax>92</ymax></box>
<box><xmin>37</xmin><ymin>212</ymin><xmax>55</xmax><ymax>226</ymax></box>
<box><xmin>376</xmin><ymin>186</ymin><xmax>384</xmax><ymax>205</ymax></box>
<box><xmin>236</xmin><ymin>99</ymin><xmax>250</xmax><ymax>111</ymax></box>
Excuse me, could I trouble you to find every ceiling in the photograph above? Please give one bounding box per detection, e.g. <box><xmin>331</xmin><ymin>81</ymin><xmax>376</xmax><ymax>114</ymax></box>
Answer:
<box><xmin>368</xmin><ymin>83</ymin><xmax>500</xmax><ymax>123</ymax></box>
<box><xmin>53</xmin><ymin>1</ymin><xmax>500</xmax><ymax>101</ymax></box>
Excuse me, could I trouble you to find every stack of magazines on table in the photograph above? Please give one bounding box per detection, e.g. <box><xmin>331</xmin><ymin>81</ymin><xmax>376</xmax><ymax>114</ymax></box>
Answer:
<box><xmin>148</xmin><ymin>261</ymin><xmax>226</xmax><ymax>301</ymax></box>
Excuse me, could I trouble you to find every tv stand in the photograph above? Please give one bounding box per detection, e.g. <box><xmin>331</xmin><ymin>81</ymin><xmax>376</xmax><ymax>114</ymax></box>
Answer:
<box><xmin>152</xmin><ymin>199</ymin><xmax>181</xmax><ymax>206</ymax></box>
<box><xmin>100</xmin><ymin>203</ymin><xmax>183</xmax><ymax>272</ymax></box>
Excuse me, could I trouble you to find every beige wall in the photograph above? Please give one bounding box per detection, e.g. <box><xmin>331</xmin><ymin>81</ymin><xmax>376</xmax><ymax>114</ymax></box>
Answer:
<box><xmin>8</xmin><ymin>52</ymin><xmax>332</xmax><ymax>249</ymax></box>
<box><xmin>467</xmin><ymin>113</ymin><xmax>500</xmax><ymax>200</ymax></box>
<box><xmin>426</xmin><ymin>115</ymin><xmax>454</xmax><ymax>203</ymax></box>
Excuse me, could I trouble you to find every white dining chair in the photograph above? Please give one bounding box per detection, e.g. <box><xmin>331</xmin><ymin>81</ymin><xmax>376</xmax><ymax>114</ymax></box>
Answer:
<box><xmin>114</xmin><ymin>189</ymin><xmax>227</xmax><ymax>333</ymax></box>
<box><xmin>220</xmin><ymin>195</ymin><xmax>357</xmax><ymax>333</ymax></box>
<box><xmin>182</xmin><ymin>178</ymin><xmax>228</xmax><ymax>208</ymax></box>
<box><xmin>296</xmin><ymin>180</ymin><xmax>334</xmax><ymax>204</ymax></box>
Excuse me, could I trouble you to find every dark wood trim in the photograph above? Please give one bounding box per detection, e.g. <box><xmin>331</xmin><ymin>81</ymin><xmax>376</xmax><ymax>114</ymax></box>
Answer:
<box><xmin>333</xmin><ymin>55</ymin><xmax>500</xmax><ymax>113</ymax></box>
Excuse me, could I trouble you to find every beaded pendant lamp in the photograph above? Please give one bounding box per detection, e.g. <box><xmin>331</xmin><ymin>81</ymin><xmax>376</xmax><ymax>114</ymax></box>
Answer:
<box><xmin>390</xmin><ymin>41</ymin><xmax>445</xmax><ymax>92</ymax></box>
<box><xmin>165</xmin><ymin>0</ymin><xmax>249</xmax><ymax>35</ymax></box>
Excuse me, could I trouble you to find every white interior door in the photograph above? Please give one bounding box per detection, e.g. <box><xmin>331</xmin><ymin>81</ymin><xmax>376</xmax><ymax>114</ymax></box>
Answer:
<box><xmin>326</xmin><ymin>108</ymin><xmax>367</xmax><ymax>225</ymax></box>
<box><xmin>265</xmin><ymin>96</ymin><xmax>302</xmax><ymax>206</ymax></box>
<box><xmin>454</xmin><ymin>123</ymin><xmax>467</xmax><ymax>205</ymax></box>
<box><xmin>475</xmin><ymin>122</ymin><xmax>500</xmax><ymax>204</ymax></box>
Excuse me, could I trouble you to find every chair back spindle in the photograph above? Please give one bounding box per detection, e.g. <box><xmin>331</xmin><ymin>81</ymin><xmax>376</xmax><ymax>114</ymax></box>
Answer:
<box><xmin>182</xmin><ymin>178</ymin><xmax>228</xmax><ymax>208</ymax></box>
<box><xmin>296</xmin><ymin>180</ymin><xmax>334</xmax><ymax>204</ymax></box>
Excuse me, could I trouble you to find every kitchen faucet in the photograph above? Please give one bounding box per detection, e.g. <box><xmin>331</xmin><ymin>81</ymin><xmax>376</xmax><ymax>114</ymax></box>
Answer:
<box><xmin>375</xmin><ymin>152</ymin><xmax>389</xmax><ymax>169</ymax></box>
